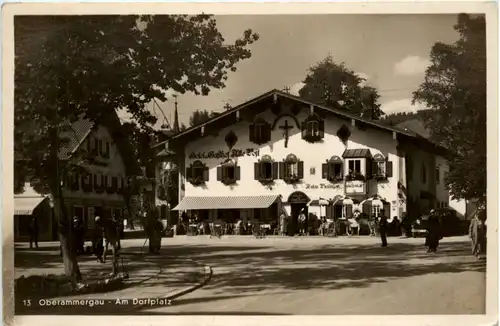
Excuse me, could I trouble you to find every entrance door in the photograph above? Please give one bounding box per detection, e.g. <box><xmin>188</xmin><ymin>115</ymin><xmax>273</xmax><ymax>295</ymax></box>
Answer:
<box><xmin>287</xmin><ymin>191</ymin><xmax>311</xmax><ymax>236</ymax></box>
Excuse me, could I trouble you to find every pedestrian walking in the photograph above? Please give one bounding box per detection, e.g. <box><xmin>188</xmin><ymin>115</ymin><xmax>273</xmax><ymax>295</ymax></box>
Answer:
<box><xmin>279</xmin><ymin>211</ymin><xmax>287</xmax><ymax>236</ymax></box>
<box><xmin>72</xmin><ymin>216</ymin><xmax>85</xmax><ymax>255</ymax></box>
<box><xmin>92</xmin><ymin>216</ymin><xmax>105</xmax><ymax>262</ymax></box>
<box><xmin>378</xmin><ymin>213</ymin><xmax>388</xmax><ymax>247</ymax></box>
<box><xmin>425</xmin><ymin>212</ymin><xmax>441</xmax><ymax>253</ymax></box>
<box><xmin>469</xmin><ymin>209</ymin><xmax>486</xmax><ymax>259</ymax></box>
<box><xmin>28</xmin><ymin>216</ymin><xmax>39</xmax><ymax>249</ymax></box>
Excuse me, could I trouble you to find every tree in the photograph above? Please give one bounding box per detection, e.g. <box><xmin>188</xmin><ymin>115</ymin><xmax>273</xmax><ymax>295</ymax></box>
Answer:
<box><xmin>189</xmin><ymin>109</ymin><xmax>219</xmax><ymax>127</ymax></box>
<box><xmin>298</xmin><ymin>55</ymin><xmax>384</xmax><ymax>119</ymax></box>
<box><xmin>413</xmin><ymin>14</ymin><xmax>486</xmax><ymax>205</ymax></box>
<box><xmin>15</xmin><ymin>15</ymin><xmax>259</xmax><ymax>280</ymax></box>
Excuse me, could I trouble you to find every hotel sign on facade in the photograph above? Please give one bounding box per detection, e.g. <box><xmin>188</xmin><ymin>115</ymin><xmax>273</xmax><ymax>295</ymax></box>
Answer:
<box><xmin>345</xmin><ymin>180</ymin><xmax>366</xmax><ymax>195</ymax></box>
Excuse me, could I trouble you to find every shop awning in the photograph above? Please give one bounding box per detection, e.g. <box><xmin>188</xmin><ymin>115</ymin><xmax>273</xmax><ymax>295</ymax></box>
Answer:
<box><xmin>172</xmin><ymin>195</ymin><xmax>280</xmax><ymax>211</ymax></box>
<box><xmin>14</xmin><ymin>196</ymin><xmax>47</xmax><ymax>215</ymax></box>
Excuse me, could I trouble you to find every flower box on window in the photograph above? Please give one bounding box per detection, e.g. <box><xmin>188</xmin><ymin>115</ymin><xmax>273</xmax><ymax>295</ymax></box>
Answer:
<box><xmin>217</xmin><ymin>159</ymin><xmax>241</xmax><ymax>185</ymax></box>
<box><xmin>301</xmin><ymin>114</ymin><xmax>324</xmax><ymax>143</ymax></box>
<box><xmin>254</xmin><ymin>155</ymin><xmax>279</xmax><ymax>184</ymax></box>
<box><xmin>279</xmin><ymin>154</ymin><xmax>304</xmax><ymax>183</ymax></box>
<box><xmin>345</xmin><ymin>171</ymin><xmax>365</xmax><ymax>182</ymax></box>
<box><xmin>322</xmin><ymin>156</ymin><xmax>343</xmax><ymax>182</ymax></box>
<box><xmin>186</xmin><ymin>160</ymin><xmax>209</xmax><ymax>186</ymax></box>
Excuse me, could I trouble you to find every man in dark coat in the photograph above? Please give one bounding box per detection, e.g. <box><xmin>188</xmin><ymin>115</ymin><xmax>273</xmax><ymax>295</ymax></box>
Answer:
<box><xmin>426</xmin><ymin>213</ymin><xmax>441</xmax><ymax>253</ymax></box>
<box><xmin>379</xmin><ymin>213</ymin><xmax>388</xmax><ymax>247</ymax></box>
<box><xmin>28</xmin><ymin>216</ymin><xmax>39</xmax><ymax>249</ymax></box>
<box><xmin>72</xmin><ymin>216</ymin><xmax>85</xmax><ymax>255</ymax></box>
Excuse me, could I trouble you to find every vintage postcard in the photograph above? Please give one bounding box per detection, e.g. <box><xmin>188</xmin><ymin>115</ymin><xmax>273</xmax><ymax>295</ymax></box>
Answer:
<box><xmin>2</xmin><ymin>2</ymin><xmax>498</xmax><ymax>326</ymax></box>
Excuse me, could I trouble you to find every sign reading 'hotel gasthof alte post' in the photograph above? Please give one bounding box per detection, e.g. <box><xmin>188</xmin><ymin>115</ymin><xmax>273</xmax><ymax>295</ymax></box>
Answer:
<box><xmin>188</xmin><ymin>148</ymin><xmax>260</xmax><ymax>160</ymax></box>
<box><xmin>345</xmin><ymin>180</ymin><xmax>366</xmax><ymax>194</ymax></box>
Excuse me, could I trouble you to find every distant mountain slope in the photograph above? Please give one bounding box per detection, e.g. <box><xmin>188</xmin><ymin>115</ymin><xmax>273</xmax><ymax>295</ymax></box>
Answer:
<box><xmin>380</xmin><ymin>109</ymin><xmax>438</xmax><ymax>139</ymax></box>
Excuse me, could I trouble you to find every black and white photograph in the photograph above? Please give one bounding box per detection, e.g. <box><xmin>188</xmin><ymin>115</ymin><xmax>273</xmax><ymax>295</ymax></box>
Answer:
<box><xmin>3</xmin><ymin>2</ymin><xmax>498</xmax><ymax>325</ymax></box>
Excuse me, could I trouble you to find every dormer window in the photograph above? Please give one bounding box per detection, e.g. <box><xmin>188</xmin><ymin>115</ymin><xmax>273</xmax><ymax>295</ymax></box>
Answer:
<box><xmin>249</xmin><ymin>118</ymin><xmax>271</xmax><ymax>145</ymax></box>
<box><xmin>279</xmin><ymin>154</ymin><xmax>304</xmax><ymax>183</ymax></box>
<box><xmin>322</xmin><ymin>156</ymin><xmax>343</xmax><ymax>182</ymax></box>
<box><xmin>254</xmin><ymin>155</ymin><xmax>278</xmax><ymax>183</ymax></box>
<box><xmin>371</xmin><ymin>153</ymin><xmax>393</xmax><ymax>180</ymax></box>
<box><xmin>186</xmin><ymin>160</ymin><xmax>209</xmax><ymax>186</ymax></box>
<box><xmin>301</xmin><ymin>114</ymin><xmax>324</xmax><ymax>143</ymax></box>
<box><xmin>217</xmin><ymin>159</ymin><xmax>241</xmax><ymax>185</ymax></box>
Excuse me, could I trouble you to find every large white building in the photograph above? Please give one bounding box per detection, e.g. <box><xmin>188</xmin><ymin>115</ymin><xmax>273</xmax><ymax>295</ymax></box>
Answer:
<box><xmin>155</xmin><ymin>90</ymin><xmax>452</xmax><ymax>231</ymax></box>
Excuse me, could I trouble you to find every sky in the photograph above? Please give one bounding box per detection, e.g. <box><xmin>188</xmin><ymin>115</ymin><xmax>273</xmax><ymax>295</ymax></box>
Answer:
<box><xmin>121</xmin><ymin>14</ymin><xmax>461</xmax><ymax>129</ymax></box>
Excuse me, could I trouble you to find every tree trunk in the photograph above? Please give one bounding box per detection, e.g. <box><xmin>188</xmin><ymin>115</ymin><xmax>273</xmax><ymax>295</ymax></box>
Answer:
<box><xmin>49</xmin><ymin>128</ymin><xmax>82</xmax><ymax>283</ymax></box>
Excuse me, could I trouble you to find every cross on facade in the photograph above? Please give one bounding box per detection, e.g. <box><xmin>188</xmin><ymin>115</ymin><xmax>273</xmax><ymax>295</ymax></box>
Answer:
<box><xmin>282</xmin><ymin>86</ymin><xmax>291</xmax><ymax>93</ymax></box>
<box><xmin>279</xmin><ymin>120</ymin><xmax>293</xmax><ymax>148</ymax></box>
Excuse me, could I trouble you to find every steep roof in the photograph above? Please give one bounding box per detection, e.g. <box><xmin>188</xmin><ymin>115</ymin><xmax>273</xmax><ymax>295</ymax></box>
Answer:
<box><xmin>57</xmin><ymin>113</ymin><xmax>142</xmax><ymax>176</ymax></box>
<box><xmin>153</xmin><ymin>89</ymin><xmax>447</xmax><ymax>155</ymax></box>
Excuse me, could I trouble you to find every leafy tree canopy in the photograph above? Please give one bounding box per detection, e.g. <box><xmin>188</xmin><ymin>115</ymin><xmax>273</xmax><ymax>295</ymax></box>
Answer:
<box><xmin>413</xmin><ymin>13</ymin><xmax>486</xmax><ymax>204</ymax></box>
<box><xmin>189</xmin><ymin>109</ymin><xmax>219</xmax><ymax>127</ymax></box>
<box><xmin>14</xmin><ymin>15</ymin><xmax>259</xmax><ymax>278</ymax></box>
<box><xmin>298</xmin><ymin>55</ymin><xmax>384</xmax><ymax>119</ymax></box>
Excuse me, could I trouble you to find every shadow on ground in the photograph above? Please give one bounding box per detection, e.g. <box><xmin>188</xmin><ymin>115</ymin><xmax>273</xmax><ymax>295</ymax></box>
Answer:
<box><xmin>14</xmin><ymin>239</ymin><xmax>485</xmax><ymax>315</ymax></box>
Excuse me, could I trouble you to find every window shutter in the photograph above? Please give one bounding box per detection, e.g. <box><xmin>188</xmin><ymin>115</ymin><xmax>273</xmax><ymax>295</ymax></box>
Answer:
<box><xmin>216</xmin><ymin>166</ymin><xmax>222</xmax><ymax>181</ymax></box>
<box><xmin>186</xmin><ymin>167</ymin><xmax>193</xmax><ymax>179</ymax></box>
<box><xmin>365</xmin><ymin>158</ymin><xmax>372</xmax><ymax>178</ymax></box>
<box><xmin>203</xmin><ymin>167</ymin><xmax>209</xmax><ymax>181</ymax></box>
<box><xmin>346</xmin><ymin>205</ymin><xmax>353</xmax><ymax>218</ymax></box>
<box><xmin>325</xmin><ymin>205</ymin><xmax>332</xmax><ymax>219</ymax></box>
<box><xmin>318</xmin><ymin>119</ymin><xmax>325</xmax><ymax>138</ymax></box>
<box><xmin>249</xmin><ymin>124</ymin><xmax>255</xmax><ymax>143</ymax></box>
<box><xmin>265</xmin><ymin>123</ymin><xmax>272</xmax><ymax>142</ymax></box>
<box><xmin>254</xmin><ymin>163</ymin><xmax>261</xmax><ymax>180</ymax></box>
<box><xmin>86</xmin><ymin>138</ymin><xmax>92</xmax><ymax>152</ymax></box>
<box><xmin>235</xmin><ymin>166</ymin><xmax>241</xmax><ymax>181</ymax></box>
<box><xmin>322</xmin><ymin>163</ymin><xmax>329</xmax><ymax>179</ymax></box>
<box><xmin>94</xmin><ymin>139</ymin><xmax>99</xmax><ymax>154</ymax></box>
<box><xmin>371</xmin><ymin>161</ymin><xmax>378</xmax><ymax>177</ymax></box>
<box><xmin>279</xmin><ymin>162</ymin><xmax>286</xmax><ymax>179</ymax></box>
<box><xmin>297</xmin><ymin>161</ymin><xmax>304</xmax><ymax>179</ymax></box>
<box><xmin>104</xmin><ymin>142</ymin><xmax>110</xmax><ymax>158</ymax></box>
<box><xmin>387</xmin><ymin>161</ymin><xmax>393</xmax><ymax>177</ymax></box>
<box><xmin>272</xmin><ymin>162</ymin><xmax>279</xmax><ymax>180</ymax></box>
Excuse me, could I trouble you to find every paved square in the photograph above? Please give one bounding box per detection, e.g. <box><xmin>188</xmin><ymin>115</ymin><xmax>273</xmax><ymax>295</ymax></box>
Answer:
<box><xmin>147</xmin><ymin>235</ymin><xmax>486</xmax><ymax>315</ymax></box>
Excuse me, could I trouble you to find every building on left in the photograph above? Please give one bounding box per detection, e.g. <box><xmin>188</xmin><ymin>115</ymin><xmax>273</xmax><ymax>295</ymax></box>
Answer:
<box><xmin>14</xmin><ymin>113</ymin><xmax>143</xmax><ymax>242</ymax></box>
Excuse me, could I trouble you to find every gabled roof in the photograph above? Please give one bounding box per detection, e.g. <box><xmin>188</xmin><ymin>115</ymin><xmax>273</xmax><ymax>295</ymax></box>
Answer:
<box><xmin>57</xmin><ymin>113</ymin><xmax>142</xmax><ymax>176</ymax></box>
<box><xmin>153</xmin><ymin>89</ymin><xmax>447</xmax><ymax>155</ymax></box>
<box><xmin>59</xmin><ymin>119</ymin><xmax>94</xmax><ymax>160</ymax></box>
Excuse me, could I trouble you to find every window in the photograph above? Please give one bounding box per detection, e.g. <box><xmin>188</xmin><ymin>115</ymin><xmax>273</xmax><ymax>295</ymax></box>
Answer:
<box><xmin>261</xmin><ymin>162</ymin><xmax>273</xmax><ymax>179</ymax></box>
<box><xmin>421</xmin><ymin>163</ymin><xmax>427</xmax><ymax>184</ymax></box>
<box><xmin>280</xmin><ymin>154</ymin><xmax>304</xmax><ymax>182</ymax></box>
<box><xmin>372</xmin><ymin>206</ymin><xmax>381</xmax><ymax>217</ymax></box>
<box><xmin>301</xmin><ymin>114</ymin><xmax>325</xmax><ymax>142</ymax></box>
<box><xmin>322</xmin><ymin>156</ymin><xmax>343</xmax><ymax>181</ymax></box>
<box><xmin>249</xmin><ymin>118</ymin><xmax>271</xmax><ymax>145</ymax></box>
<box><xmin>217</xmin><ymin>160</ymin><xmax>241</xmax><ymax>185</ymax></box>
<box><xmin>435</xmin><ymin>167</ymin><xmax>440</xmax><ymax>184</ymax></box>
<box><xmin>376</xmin><ymin>162</ymin><xmax>386</xmax><ymax>176</ymax></box>
<box><xmin>186</xmin><ymin>160</ymin><xmax>209</xmax><ymax>185</ymax></box>
<box><xmin>255</xmin><ymin>155</ymin><xmax>278</xmax><ymax>182</ymax></box>
<box><xmin>348</xmin><ymin>160</ymin><xmax>362</xmax><ymax>174</ymax></box>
